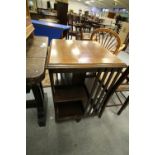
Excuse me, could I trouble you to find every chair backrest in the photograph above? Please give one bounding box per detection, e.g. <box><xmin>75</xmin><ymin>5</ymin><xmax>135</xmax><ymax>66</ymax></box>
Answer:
<box><xmin>118</xmin><ymin>22</ymin><xmax>129</xmax><ymax>44</ymax></box>
<box><xmin>67</xmin><ymin>14</ymin><xmax>74</xmax><ymax>30</ymax></box>
<box><xmin>98</xmin><ymin>67</ymin><xmax>129</xmax><ymax>117</ymax></box>
<box><xmin>84</xmin><ymin>67</ymin><xmax>129</xmax><ymax>117</ymax></box>
<box><xmin>90</xmin><ymin>28</ymin><xmax>121</xmax><ymax>55</ymax></box>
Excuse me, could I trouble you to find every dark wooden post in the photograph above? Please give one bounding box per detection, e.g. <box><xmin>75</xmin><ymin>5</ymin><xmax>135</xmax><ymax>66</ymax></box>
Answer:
<box><xmin>32</xmin><ymin>83</ymin><xmax>46</xmax><ymax>126</ymax></box>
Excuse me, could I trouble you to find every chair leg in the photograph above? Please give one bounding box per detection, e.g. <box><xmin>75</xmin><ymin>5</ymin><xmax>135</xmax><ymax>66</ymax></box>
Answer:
<box><xmin>117</xmin><ymin>96</ymin><xmax>129</xmax><ymax>115</ymax></box>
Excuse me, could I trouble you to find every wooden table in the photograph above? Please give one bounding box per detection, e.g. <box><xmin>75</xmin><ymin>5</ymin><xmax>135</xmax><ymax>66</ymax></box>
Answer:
<box><xmin>26</xmin><ymin>36</ymin><xmax>48</xmax><ymax>126</ymax></box>
<box><xmin>47</xmin><ymin>39</ymin><xmax>127</xmax><ymax>122</ymax></box>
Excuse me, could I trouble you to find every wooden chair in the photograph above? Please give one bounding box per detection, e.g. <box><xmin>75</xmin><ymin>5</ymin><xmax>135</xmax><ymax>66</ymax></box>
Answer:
<box><xmin>84</xmin><ymin>67</ymin><xmax>129</xmax><ymax>118</ymax></box>
<box><xmin>83</xmin><ymin>28</ymin><xmax>123</xmax><ymax>78</ymax></box>
<box><xmin>82</xmin><ymin>21</ymin><xmax>92</xmax><ymax>33</ymax></box>
<box><xmin>82</xmin><ymin>27</ymin><xmax>127</xmax><ymax>54</ymax></box>
<box><xmin>90</xmin><ymin>28</ymin><xmax>121</xmax><ymax>55</ymax></box>
<box><xmin>115</xmin><ymin>73</ymin><xmax>129</xmax><ymax>115</ymax></box>
<box><xmin>118</xmin><ymin>22</ymin><xmax>129</xmax><ymax>51</ymax></box>
<box><xmin>67</xmin><ymin>14</ymin><xmax>82</xmax><ymax>40</ymax></box>
<box><xmin>99</xmin><ymin>67</ymin><xmax>129</xmax><ymax>117</ymax></box>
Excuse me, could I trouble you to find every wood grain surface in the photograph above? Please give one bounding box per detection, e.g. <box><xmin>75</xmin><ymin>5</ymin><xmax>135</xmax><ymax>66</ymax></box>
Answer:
<box><xmin>48</xmin><ymin>39</ymin><xmax>126</xmax><ymax>69</ymax></box>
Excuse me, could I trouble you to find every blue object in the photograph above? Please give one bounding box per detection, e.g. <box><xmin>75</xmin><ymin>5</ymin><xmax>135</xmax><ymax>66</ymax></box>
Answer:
<box><xmin>32</xmin><ymin>20</ymin><xmax>71</xmax><ymax>45</ymax></box>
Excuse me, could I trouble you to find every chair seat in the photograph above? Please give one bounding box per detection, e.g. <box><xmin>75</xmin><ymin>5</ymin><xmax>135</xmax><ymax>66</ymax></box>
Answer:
<box><xmin>116</xmin><ymin>84</ymin><xmax>129</xmax><ymax>92</ymax></box>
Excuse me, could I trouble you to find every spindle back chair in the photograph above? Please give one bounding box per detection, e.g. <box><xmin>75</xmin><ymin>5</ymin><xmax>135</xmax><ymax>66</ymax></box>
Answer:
<box><xmin>90</xmin><ymin>28</ymin><xmax>121</xmax><ymax>55</ymax></box>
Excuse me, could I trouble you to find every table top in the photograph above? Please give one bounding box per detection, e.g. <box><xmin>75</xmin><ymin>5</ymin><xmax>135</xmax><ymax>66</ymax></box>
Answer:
<box><xmin>26</xmin><ymin>36</ymin><xmax>48</xmax><ymax>85</ymax></box>
<box><xmin>32</xmin><ymin>20</ymin><xmax>71</xmax><ymax>30</ymax></box>
<box><xmin>47</xmin><ymin>39</ymin><xmax>127</xmax><ymax>69</ymax></box>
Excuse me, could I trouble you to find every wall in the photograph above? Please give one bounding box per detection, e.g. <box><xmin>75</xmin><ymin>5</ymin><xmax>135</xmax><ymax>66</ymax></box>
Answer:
<box><xmin>36</xmin><ymin>0</ymin><xmax>69</xmax><ymax>9</ymax></box>
<box><xmin>33</xmin><ymin>0</ymin><xmax>91</xmax><ymax>13</ymax></box>
<box><xmin>35</xmin><ymin>0</ymin><xmax>91</xmax><ymax>13</ymax></box>
<box><xmin>30</xmin><ymin>0</ymin><xmax>102</xmax><ymax>16</ymax></box>
<box><xmin>36</xmin><ymin>0</ymin><xmax>55</xmax><ymax>9</ymax></box>
<box><xmin>68</xmin><ymin>1</ymin><xmax>91</xmax><ymax>13</ymax></box>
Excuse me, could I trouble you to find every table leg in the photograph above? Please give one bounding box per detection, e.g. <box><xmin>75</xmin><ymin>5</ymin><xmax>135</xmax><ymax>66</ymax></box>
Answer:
<box><xmin>32</xmin><ymin>83</ymin><xmax>46</xmax><ymax>126</ymax></box>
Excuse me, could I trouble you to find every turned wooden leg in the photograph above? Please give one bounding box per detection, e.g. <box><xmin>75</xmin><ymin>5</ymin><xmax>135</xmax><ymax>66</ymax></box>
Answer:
<box><xmin>117</xmin><ymin>96</ymin><xmax>129</xmax><ymax>115</ymax></box>
<box><xmin>32</xmin><ymin>83</ymin><xmax>46</xmax><ymax>126</ymax></box>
